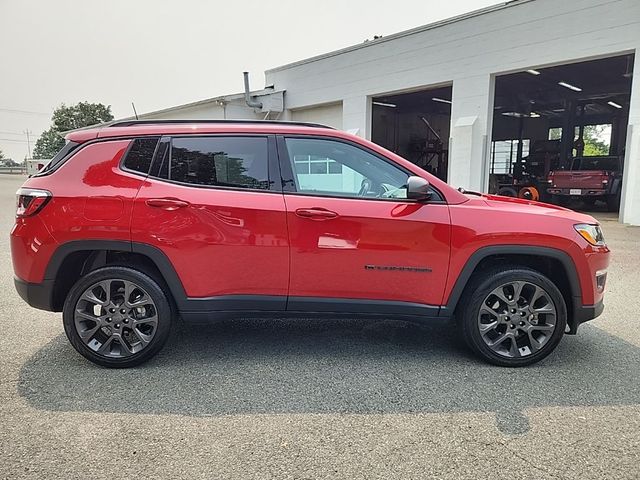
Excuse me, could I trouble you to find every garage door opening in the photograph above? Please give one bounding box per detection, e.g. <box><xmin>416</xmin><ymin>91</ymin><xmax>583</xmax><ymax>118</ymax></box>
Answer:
<box><xmin>371</xmin><ymin>86</ymin><xmax>451</xmax><ymax>181</ymax></box>
<box><xmin>490</xmin><ymin>53</ymin><xmax>634</xmax><ymax>212</ymax></box>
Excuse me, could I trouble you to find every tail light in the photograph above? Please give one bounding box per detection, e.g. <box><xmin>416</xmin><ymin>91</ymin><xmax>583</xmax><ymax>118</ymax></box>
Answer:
<box><xmin>16</xmin><ymin>188</ymin><xmax>52</xmax><ymax>217</ymax></box>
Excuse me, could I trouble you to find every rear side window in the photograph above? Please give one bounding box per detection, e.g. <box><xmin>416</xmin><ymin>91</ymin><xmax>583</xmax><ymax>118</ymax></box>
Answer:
<box><xmin>123</xmin><ymin>137</ymin><xmax>159</xmax><ymax>174</ymax></box>
<box><xmin>34</xmin><ymin>140</ymin><xmax>80</xmax><ymax>175</ymax></box>
<box><xmin>163</xmin><ymin>136</ymin><xmax>270</xmax><ymax>190</ymax></box>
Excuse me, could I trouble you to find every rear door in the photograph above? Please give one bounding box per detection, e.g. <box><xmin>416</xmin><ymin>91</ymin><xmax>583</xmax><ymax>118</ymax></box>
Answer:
<box><xmin>131</xmin><ymin>135</ymin><xmax>289</xmax><ymax>311</ymax></box>
<box><xmin>277</xmin><ymin>135</ymin><xmax>451</xmax><ymax>315</ymax></box>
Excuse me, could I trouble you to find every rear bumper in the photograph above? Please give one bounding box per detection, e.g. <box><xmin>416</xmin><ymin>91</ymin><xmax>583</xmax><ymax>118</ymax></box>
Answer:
<box><xmin>547</xmin><ymin>188</ymin><xmax>607</xmax><ymax>196</ymax></box>
<box><xmin>569</xmin><ymin>298</ymin><xmax>604</xmax><ymax>334</ymax></box>
<box><xmin>14</xmin><ymin>276</ymin><xmax>55</xmax><ymax>311</ymax></box>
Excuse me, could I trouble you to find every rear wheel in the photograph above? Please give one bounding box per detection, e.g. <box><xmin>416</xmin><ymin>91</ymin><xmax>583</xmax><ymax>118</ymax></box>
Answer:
<box><xmin>63</xmin><ymin>266</ymin><xmax>172</xmax><ymax>368</ymax></box>
<box><xmin>606</xmin><ymin>190</ymin><xmax>621</xmax><ymax>212</ymax></box>
<box><xmin>458</xmin><ymin>267</ymin><xmax>567</xmax><ymax>367</ymax></box>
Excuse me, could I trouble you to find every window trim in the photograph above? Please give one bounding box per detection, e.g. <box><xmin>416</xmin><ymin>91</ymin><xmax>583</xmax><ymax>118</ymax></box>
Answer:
<box><xmin>276</xmin><ymin>134</ymin><xmax>445</xmax><ymax>203</ymax></box>
<box><xmin>146</xmin><ymin>134</ymin><xmax>282</xmax><ymax>193</ymax></box>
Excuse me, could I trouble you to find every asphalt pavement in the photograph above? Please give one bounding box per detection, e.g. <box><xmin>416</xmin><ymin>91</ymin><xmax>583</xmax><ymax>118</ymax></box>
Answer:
<box><xmin>1</xmin><ymin>174</ymin><xmax>638</xmax><ymax>479</ymax></box>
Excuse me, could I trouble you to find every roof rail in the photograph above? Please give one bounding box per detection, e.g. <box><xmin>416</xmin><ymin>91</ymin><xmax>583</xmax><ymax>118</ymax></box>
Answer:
<box><xmin>108</xmin><ymin>119</ymin><xmax>335</xmax><ymax>129</ymax></box>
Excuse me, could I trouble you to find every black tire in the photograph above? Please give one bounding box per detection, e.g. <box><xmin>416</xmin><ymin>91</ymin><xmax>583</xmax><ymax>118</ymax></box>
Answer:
<box><xmin>551</xmin><ymin>194</ymin><xmax>570</xmax><ymax>206</ymax></box>
<box><xmin>606</xmin><ymin>191</ymin><xmax>621</xmax><ymax>212</ymax></box>
<box><xmin>497</xmin><ymin>187</ymin><xmax>518</xmax><ymax>197</ymax></box>
<box><xmin>457</xmin><ymin>266</ymin><xmax>567</xmax><ymax>367</ymax></box>
<box><xmin>63</xmin><ymin>266</ymin><xmax>173</xmax><ymax>368</ymax></box>
<box><xmin>582</xmin><ymin>197</ymin><xmax>597</xmax><ymax>208</ymax></box>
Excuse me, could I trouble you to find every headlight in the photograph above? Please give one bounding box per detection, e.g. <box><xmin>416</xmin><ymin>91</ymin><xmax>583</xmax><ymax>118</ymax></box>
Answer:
<box><xmin>574</xmin><ymin>223</ymin><xmax>606</xmax><ymax>246</ymax></box>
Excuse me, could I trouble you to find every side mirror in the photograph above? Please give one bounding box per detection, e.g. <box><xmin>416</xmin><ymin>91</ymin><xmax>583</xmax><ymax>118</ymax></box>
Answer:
<box><xmin>406</xmin><ymin>176</ymin><xmax>432</xmax><ymax>201</ymax></box>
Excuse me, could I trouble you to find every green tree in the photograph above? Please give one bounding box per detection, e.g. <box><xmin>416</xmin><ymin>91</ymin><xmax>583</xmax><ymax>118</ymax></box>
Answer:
<box><xmin>583</xmin><ymin>125</ymin><xmax>611</xmax><ymax>156</ymax></box>
<box><xmin>578</xmin><ymin>124</ymin><xmax>611</xmax><ymax>157</ymax></box>
<box><xmin>33</xmin><ymin>128</ymin><xmax>65</xmax><ymax>159</ymax></box>
<box><xmin>33</xmin><ymin>102</ymin><xmax>114</xmax><ymax>159</ymax></box>
<box><xmin>0</xmin><ymin>148</ymin><xmax>5</xmax><ymax>160</ymax></box>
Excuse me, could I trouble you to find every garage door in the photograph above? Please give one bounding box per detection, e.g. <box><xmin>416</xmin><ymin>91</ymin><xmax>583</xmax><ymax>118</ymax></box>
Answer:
<box><xmin>291</xmin><ymin>103</ymin><xmax>343</xmax><ymax>130</ymax></box>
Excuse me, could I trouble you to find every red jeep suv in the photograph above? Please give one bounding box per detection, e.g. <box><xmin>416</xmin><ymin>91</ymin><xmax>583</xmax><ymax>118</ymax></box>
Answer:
<box><xmin>11</xmin><ymin>120</ymin><xmax>609</xmax><ymax>368</ymax></box>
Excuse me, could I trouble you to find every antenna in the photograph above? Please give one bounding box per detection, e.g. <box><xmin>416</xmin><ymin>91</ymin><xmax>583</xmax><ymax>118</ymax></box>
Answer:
<box><xmin>131</xmin><ymin>102</ymin><xmax>139</xmax><ymax>120</ymax></box>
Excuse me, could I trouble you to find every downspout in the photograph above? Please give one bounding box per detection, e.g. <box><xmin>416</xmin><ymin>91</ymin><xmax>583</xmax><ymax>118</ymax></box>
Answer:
<box><xmin>243</xmin><ymin>72</ymin><xmax>263</xmax><ymax>109</ymax></box>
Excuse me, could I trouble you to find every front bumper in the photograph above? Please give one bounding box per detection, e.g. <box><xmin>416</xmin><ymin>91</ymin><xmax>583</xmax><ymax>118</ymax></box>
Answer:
<box><xmin>568</xmin><ymin>298</ymin><xmax>604</xmax><ymax>334</ymax></box>
<box><xmin>14</xmin><ymin>276</ymin><xmax>55</xmax><ymax>311</ymax></box>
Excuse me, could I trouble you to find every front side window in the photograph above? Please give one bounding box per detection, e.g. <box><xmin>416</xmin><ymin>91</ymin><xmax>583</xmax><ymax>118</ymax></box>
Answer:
<box><xmin>157</xmin><ymin>136</ymin><xmax>270</xmax><ymax>189</ymax></box>
<box><xmin>284</xmin><ymin>137</ymin><xmax>409</xmax><ymax>199</ymax></box>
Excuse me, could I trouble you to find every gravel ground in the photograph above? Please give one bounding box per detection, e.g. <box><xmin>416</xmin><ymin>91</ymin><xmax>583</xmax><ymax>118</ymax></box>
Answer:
<box><xmin>1</xmin><ymin>174</ymin><xmax>638</xmax><ymax>479</ymax></box>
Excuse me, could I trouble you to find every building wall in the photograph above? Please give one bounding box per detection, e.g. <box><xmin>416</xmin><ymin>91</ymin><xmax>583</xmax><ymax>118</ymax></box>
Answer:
<box><xmin>140</xmin><ymin>99</ymin><xmax>262</xmax><ymax>121</ymax></box>
<box><xmin>265</xmin><ymin>0</ymin><xmax>640</xmax><ymax>224</ymax></box>
<box><xmin>290</xmin><ymin>102</ymin><xmax>343</xmax><ymax>129</ymax></box>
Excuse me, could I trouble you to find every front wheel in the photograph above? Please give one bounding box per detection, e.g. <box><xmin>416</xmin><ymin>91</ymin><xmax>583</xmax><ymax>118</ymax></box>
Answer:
<box><xmin>458</xmin><ymin>267</ymin><xmax>567</xmax><ymax>367</ymax></box>
<box><xmin>63</xmin><ymin>266</ymin><xmax>172</xmax><ymax>368</ymax></box>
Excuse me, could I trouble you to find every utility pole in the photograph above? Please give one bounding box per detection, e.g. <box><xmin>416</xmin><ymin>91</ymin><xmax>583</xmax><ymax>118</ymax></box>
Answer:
<box><xmin>23</xmin><ymin>129</ymin><xmax>32</xmax><ymax>159</ymax></box>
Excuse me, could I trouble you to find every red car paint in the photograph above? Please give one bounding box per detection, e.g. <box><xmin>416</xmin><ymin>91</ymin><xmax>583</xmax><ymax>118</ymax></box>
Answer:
<box><xmin>11</xmin><ymin>121</ymin><xmax>608</xmax><ymax>329</ymax></box>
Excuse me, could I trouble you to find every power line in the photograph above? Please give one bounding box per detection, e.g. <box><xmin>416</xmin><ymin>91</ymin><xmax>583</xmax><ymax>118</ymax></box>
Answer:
<box><xmin>0</xmin><ymin>107</ymin><xmax>50</xmax><ymax>116</ymax></box>
<box><xmin>0</xmin><ymin>138</ymin><xmax>32</xmax><ymax>143</ymax></box>
<box><xmin>0</xmin><ymin>130</ymin><xmax>39</xmax><ymax>136</ymax></box>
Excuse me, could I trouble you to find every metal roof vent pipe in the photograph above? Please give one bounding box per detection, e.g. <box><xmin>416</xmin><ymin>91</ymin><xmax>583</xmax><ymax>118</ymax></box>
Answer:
<box><xmin>243</xmin><ymin>72</ymin><xmax>263</xmax><ymax>109</ymax></box>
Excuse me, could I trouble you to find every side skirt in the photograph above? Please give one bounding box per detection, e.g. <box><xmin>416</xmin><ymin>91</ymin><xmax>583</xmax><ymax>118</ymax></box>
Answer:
<box><xmin>179</xmin><ymin>295</ymin><xmax>446</xmax><ymax>324</ymax></box>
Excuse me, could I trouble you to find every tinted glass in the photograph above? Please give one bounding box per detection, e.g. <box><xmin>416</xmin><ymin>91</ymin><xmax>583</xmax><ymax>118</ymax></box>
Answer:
<box><xmin>35</xmin><ymin>140</ymin><xmax>80</xmax><ymax>175</ymax></box>
<box><xmin>285</xmin><ymin>138</ymin><xmax>409</xmax><ymax>199</ymax></box>
<box><xmin>168</xmin><ymin>137</ymin><xmax>269</xmax><ymax>189</ymax></box>
<box><xmin>576</xmin><ymin>156</ymin><xmax>620</xmax><ymax>171</ymax></box>
<box><xmin>123</xmin><ymin>137</ymin><xmax>159</xmax><ymax>174</ymax></box>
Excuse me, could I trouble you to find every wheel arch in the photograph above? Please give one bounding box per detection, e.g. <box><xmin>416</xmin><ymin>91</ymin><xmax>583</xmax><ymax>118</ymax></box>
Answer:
<box><xmin>442</xmin><ymin>245</ymin><xmax>582</xmax><ymax>332</ymax></box>
<box><xmin>45</xmin><ymin>240</ymin><xmax>187</xmax><ymax>312</ymax></box>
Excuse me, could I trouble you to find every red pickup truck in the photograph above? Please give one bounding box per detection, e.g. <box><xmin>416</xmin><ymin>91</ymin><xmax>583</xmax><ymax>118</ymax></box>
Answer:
<box><xmin>547</xmin><ymin>156</ymin><xmax>623</xmax><ymax>211</ymax></box>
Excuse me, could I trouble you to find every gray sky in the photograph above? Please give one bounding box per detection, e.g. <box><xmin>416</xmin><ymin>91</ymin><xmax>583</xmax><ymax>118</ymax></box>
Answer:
<box><xmin>0</xmin><ymin>0</ymin><xmax>496</xmax><ymax>160</ymax></box>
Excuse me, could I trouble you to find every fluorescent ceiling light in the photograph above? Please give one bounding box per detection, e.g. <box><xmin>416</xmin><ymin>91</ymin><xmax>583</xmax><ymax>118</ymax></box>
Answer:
<box><xmin>431</xmin><ymin>97</ymin><xmax>452</xmax><ymax>104</ymax></box>
<box><xmin>526</xmin><ymin>69</ymin><xmax>541</xmax><ymax>75</ymax></box>
<box><xmin>501</xmin><ymin>111</ymin><xmax>541</xmax><ymax>118</ymax></box>
<box><xmin>558</xmin><ymin>81</ymin><xmax>582</xmax><ymax>92</ymax></box>
<box><xmin>607</xmin><ymin>101</ymin><xmax>622</xmax><ymax>109</ymax></box>
<box><xmin>372</xmin><ymin>101</ymin><xmax>396</xmax><ymax>108</ymax></box>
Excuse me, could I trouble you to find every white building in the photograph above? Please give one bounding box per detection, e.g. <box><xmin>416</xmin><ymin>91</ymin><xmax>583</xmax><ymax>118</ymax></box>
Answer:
<box><xmin>115</xmin><ymin>0</ymin><xmax>640</xmax><ymax>225</ymax></box>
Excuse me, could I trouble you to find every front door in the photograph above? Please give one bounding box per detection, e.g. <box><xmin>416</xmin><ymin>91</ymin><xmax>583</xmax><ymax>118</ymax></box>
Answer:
<box><xmin>131</xmin><ymin>134</ymin><xmax>289</xmax><ymax>311</ymax></box>
<box><xmin>278</xmin><ymin>136</ymin><xmax>451</xmax><ymax>315</ymax></box>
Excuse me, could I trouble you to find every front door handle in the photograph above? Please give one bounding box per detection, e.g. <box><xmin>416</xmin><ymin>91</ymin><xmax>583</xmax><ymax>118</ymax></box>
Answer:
<box><xmin>146</xmin><ymin>198</ymin><xmax>190</xmax><ymax>211</ymax></box>
<box><xmin>295</xmin><ymin>208</ymin><xmax>338</xmax><ymax>220</ymax></box>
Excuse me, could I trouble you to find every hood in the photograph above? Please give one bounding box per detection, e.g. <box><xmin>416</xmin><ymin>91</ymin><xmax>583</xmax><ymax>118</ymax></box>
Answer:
<box><xmin>469</xmin><ymin>193</ymin><xmax>598</xmax><ymax>224</ymax></box>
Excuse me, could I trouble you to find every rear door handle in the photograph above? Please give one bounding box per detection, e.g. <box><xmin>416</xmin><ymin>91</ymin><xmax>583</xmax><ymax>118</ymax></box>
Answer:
<box><xmin>295</xmin><ymin>208</ymin><xmax>338</xmax><ymax>220</ymax></box>
<box><xmin>146</xmin><ymin>198</ymin><xmax>190</xmax><ymax>211</ymax></box>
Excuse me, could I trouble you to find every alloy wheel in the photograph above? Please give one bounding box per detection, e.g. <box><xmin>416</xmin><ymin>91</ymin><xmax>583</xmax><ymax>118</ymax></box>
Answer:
<box><xmin>74</xmin><ymin>279</ymin><xmax>158</xmax><ymax>358</ymax></box>
<box><xmin>477</xmin><ymin>280</ymin><xmax>557</xmax><ymax>358</ymax></box>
